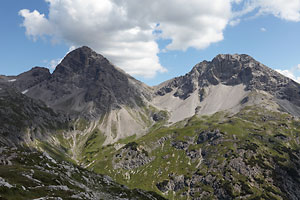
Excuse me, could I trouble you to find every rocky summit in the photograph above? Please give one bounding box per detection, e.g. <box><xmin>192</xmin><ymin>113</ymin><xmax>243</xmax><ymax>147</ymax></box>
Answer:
<box><xmin>18</xmin><ymin>46</ymin><xmax>151</xmax><ymax>117</ymax></box>
<box><xmin>153</xmin><ymin>54</ymin><xmax>300</xmax><ymax>123</ymax></box>
<box><xmin>1</xmin><ymin>46</ymin><xmax>300</xmax><ymax>200</ymax></box>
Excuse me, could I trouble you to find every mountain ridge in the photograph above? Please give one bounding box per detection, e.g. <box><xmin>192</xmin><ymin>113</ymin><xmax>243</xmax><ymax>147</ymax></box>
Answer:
<box><xmin>153</xmin><ymin>53</ymin><xmax>300</xmax><ymax>122</ymax></box>
<box><xmin>2</xmin><ymin>46</ymin><xmax>300</xmax><ymax>144</ymax></box>
<box><xmin>1</xmin><ymin>46</ymin><xmax>300</xmax><ymax>200</ymax></box>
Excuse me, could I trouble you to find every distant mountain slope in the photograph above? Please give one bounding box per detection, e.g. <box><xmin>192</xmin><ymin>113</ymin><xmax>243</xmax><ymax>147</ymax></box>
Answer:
<box><xmin>154</xmin><ymin>54</ymin><xmax>300</xmax><ymax>122</ymax></box>
<box><xmin>2</xmin><ymin>48</ymin><xmax>300</xmax><ymax>146</ymax></box>
<box><xmin>2</xmin><ymin>47</ymin><xmax>300</xmax><ymax>146</ymax></box>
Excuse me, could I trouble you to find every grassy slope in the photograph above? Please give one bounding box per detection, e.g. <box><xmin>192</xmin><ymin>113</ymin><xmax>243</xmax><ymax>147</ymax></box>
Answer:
<box><xmin>77</xmin><ymin>107</ymin><xmax>300</xmax><ymax>199</ymax></box>
<box><xmin>27</xmin><ymin>105</ymin><xmax>300</xmax><ymax>199</ymax></box>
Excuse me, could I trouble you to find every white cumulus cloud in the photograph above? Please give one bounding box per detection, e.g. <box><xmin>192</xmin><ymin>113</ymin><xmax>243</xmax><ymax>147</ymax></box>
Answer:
<box><xmin>19</xmin><ymin>0</ymin><xmax>300</xmax><ymax>78</ymax></box>
<box><xmin>19</xmin><ymin>0</ymin><xmax>232</xmax><ymax>78</ymax></box>
<box><xmin>254</xmin><ymin>0</ymin><xmax>300</xmax><ymax>21</ymax></box>
<box><xmin>232</xmin><ymin>0</ymin><xmax>300</xmax><ymax>22</ymax></box>
<box><xmin>19</xmin><ymin>9</ymin><xmax>53</xmax><ymax>40</ymax></box>
<box><xmin>276</xmin><ymin>69</ymin><xmax>300</xmax><ymax>83</ymax></box>
<box><xmin>49</xmin><ymin>58</ymin><xmax>61</xmax><ymax>69</ymax></box>
<box><xmin>260</xmin><ymin>27</ymin><xmax>267</xmax><ymax>32</ymax></box>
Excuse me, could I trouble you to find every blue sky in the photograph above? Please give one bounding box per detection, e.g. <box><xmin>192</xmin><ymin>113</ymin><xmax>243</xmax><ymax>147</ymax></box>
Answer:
<box><xmin>1</xmin><ymin>0</ymin><xmax>300</xmax><ymax>86</ymax></box>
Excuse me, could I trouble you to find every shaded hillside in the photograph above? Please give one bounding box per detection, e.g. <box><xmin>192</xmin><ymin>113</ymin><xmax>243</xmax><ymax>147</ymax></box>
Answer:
<box><xmin>0</xmin><ymin>83</ymin><xmax>68</xmax><ymax>146</ymax></box>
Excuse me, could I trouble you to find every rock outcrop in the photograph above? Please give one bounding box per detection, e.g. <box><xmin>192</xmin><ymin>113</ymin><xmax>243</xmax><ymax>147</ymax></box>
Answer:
<box><xmin>113</xmin><ymin>142</ymin><xmax>155</xmax><ymax>170</ymax></box>
<box><xmin>154</xmin><ymin>54</ymin><xmax>300</xmax><ymax>122</ymax></box>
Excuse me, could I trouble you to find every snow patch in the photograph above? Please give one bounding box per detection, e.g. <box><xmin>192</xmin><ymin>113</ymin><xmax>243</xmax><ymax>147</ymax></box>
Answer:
<box><xmin>8</xmin><ymin>79</ymin><xmax>16</xmax><ymax>82</ymax></box>
<box><xmin>22</xmin><ymin>89</ymin><xmax>29</xmax><ymax>94</ymax></box>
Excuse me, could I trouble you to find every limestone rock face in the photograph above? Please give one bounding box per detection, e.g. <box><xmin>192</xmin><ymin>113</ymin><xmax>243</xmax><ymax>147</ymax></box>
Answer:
<box><xmin>154</xmin><ymin>54</ymin><xmax>300</xmax><ymax>121</ymax></box>
<box><xmin>156</xmin><ymin>54</ymin><xmax>298</xmax><ymax>99</ymax></box>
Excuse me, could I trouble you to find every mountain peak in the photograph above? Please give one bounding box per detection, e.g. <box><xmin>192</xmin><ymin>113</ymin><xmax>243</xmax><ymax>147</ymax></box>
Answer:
<box><xmin>69</xmin><ymin>46</ymin><xmax>100</xmax><ymax>58</ymax></box>
<box><xmin>191</xmin><ymin>53</ymin><xmax>285</xmax><ymax>88</ymax></box>
<box><xmin>53</xmin><ymin>46</ymin><xmax>106</xmax><ymax>75</ymax></box>
<box><xmin>21</xmin><ymin>46</ymin><xmax>152</xmax><ymax>118</ymax></box>
<box><xmin>77</xmin><ymin>45</ymin><xmax>94</xmax><ymax>52</ymax></box>
<box><xmin>156</xmin><ymin>53</ymin><xmax>300</xmax><ymax>119</ymax></box>
<box><xmin>213</xmin><ymin>53</ymin><xmax>254</xmax><ymax>62</ymax></box>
